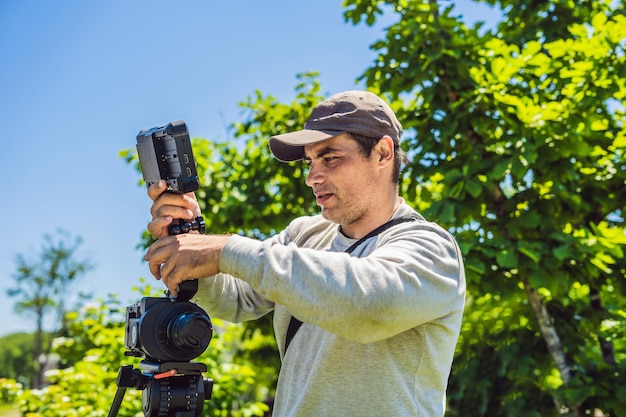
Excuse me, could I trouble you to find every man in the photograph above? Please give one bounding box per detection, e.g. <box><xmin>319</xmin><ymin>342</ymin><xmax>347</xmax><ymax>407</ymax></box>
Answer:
<box><xmin>145</xmin><ymin>90</ymin><xmax>466</xmax><ymax>416</ymax></box>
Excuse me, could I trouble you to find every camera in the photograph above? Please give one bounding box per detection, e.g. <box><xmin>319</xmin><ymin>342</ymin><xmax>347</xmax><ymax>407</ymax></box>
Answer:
<box><xmin>108</xmin><ymin>121</ymin><xmax>213</xmax><ymax>417</ymax></box>
<box><xmin>136</xmin><ymin>120</ymin><xmax>206</xmax><ymax>236</ymax></box>
<box><xmin>136</xmin><ymin>120</ymin><xmax>200</xmax><ymax>193</ymax></box>
<box><xmin>124</xmin><ymin>280</ymin><xmax>213</xmax><ymax>363</ymax></box>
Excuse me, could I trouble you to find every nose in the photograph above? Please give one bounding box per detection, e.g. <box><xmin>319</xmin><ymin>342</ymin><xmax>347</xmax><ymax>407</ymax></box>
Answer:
<box><xmin>305</xmin><ymin>162</ymin><xmax>323</xmax><ymax>187</ymax></box>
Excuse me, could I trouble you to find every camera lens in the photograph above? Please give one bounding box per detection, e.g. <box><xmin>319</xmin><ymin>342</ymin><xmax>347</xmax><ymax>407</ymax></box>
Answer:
<box><xmin>137</xmin><ymin>300</ymin><xmax>213</xmax><ymax>362</ymax></box>
<box><xmin>168</xmin><ymin>312</ymin><xmax>212</xmax><ymax>351</ymax></box>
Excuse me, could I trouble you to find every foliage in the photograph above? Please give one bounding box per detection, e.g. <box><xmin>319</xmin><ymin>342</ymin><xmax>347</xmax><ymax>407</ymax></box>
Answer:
<box><xmin>118</xmin><ymin>1</ymin><xmax>626</xmax><ymax>416</ymax></box>
<box><xmin>344</xmin><ymin>0</ymin><xmax>626</xmax><ymax>415</ymax></box>
<box><xmin>7</xmin><ymin>230</ymin><xmax>93</xmax><ymax>325</ymax></box>
<box><xmin>15</xmin><ymin>292</ymin><xmax>140</xmax><ymax>417</ymax></box>
<box><xmin>0</xmin><ymin>379</ymin><xmax>23</xmax><ymax>404</ymax></box>
<box><xmin>200</xmin><ymin>73</ymin><xmax>323</xmax><ymax>237</ymax></box>
<box><xmin>2</xmin><ymin>0</ymin><xmax>620</xmax><ymax>415</ymax></box>
<box><xmin>9</xmin><ymin>282</ymin><xmax>270</xmax><ymax>417</ymax></box>
<box><xmin>6</xmin><ymin>229</ymin><xmax>94</xmax><ymax>389</ymax></box>
<box><xmin>0</xmin><ymin>333</ymin><xmax>37</xmax><ymax>388</ymax></box>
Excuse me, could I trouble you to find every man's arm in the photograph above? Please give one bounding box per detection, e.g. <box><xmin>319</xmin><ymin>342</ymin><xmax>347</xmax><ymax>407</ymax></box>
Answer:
<box><xmin>218</xmin><ymin>223</ymin><xmax>465</xmax><ymax>343</ymax></box>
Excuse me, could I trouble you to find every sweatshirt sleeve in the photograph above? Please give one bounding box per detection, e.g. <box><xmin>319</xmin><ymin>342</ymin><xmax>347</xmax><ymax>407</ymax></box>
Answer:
<box><xmin>218</xmin><ymin>222</ymin><xmax>465</xmax><ymax>343</ymax></box>
<box><xmin>196</xmin><ymin>272</ymin><xmax>275</xmax><ymax>323</ymax></box>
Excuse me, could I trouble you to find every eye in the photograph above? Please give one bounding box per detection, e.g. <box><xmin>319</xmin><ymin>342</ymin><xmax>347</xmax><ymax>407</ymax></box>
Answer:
<box><xmin>324</xmin><ymin>156</ymin><xmax>338</xmax><ymax>164</ymax></box>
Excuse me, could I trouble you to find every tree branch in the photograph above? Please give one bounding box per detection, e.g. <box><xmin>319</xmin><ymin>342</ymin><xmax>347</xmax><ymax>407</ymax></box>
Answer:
<box><xmin>522</xmin><ymin>278</ymin><xmax>581</xmax><ymax>417</ymax></box>
<box><xmin>589</xmin><ymin>286</ymin><xmax>617</xmax><ymax>366</ymax></box>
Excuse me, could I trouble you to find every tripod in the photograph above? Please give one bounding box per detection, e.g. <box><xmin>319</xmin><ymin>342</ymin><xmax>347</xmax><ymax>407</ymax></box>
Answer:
<box><xmin>108</xmin><ymin>361</ymin><xmax>212</xmax><ymax>417</ymax></box>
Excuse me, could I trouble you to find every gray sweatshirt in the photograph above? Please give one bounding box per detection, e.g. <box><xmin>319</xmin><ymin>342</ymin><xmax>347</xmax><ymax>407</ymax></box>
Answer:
<box><xmin>198</xmin><ymin>202</ymin><xmax>466</xmax><ymax>416</ymax></box>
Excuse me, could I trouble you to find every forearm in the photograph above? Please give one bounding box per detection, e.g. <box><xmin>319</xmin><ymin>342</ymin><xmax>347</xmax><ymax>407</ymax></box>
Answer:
<box><xmin>219</xmin><ymin>232</ymin><xmax>464</xmax><ymax>343</ymax></box>
<box><xmin>196</xmin><ymin>272</ymin><xmax>274</xmax><ymax>323</ymax></box>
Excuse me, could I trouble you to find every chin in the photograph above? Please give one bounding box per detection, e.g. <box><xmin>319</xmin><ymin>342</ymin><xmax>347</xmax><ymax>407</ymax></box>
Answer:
<box><xmin>320</xmin><ymin>209</ymin><xmax>338</xmax><ymax>223</ymax></box>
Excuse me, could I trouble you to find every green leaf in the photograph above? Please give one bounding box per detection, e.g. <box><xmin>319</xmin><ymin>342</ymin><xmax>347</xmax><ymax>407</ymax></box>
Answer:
<box><xmin>496</xmin><ymin>249</ymin><xmax>517</xmax><ymax>268</ymax></box>
<box><xmin>518</xmin><ymin>246</ymin><xmax>541</xmax><ymax>263</ymax></box>
<box><xmin>465</xmin><ymin>178</ymin><xmax>483</xmax><ymax>198</ymax></box>
<box><xmin>552</xmin><ymin>245</ymin><xmax>571</xmax><ymax>261</ymax></box>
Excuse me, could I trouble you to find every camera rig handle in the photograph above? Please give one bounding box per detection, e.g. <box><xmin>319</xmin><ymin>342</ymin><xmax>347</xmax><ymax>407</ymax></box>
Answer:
<box><xmin>166</xmin><ymin>213</ymin><xmax>204</xmax><ymax>302</ymax></box>
<box><xmin>168</xmin><ymin>216</ymin><xmax>206</xmax><ymax>236</ymax></box>
<box><xmin>172</xmin><ymin>279</ymin><xmax>199</xmax><ymax>303</ymax></box>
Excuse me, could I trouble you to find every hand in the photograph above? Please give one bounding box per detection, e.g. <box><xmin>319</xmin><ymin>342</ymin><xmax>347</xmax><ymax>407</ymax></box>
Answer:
<box><xmin>144</xmin><ymin>233</ymin><xmax>230</xmax><ymax>296</ymax></box>
<box><xmin>147</xmin><ymin>180</ymin><xmax>202</xmax><ymax>238</ymax></box>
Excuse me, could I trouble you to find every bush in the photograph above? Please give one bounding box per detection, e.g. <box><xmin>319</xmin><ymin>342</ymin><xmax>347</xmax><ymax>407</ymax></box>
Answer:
<box><xmin>0</xmin><ymin>378</ymin><xmax>23</xmax><ymax>404</ymax></box>
<box><xmin>12</xmin><ymin>283</ymin><xmax>274</xmax><ymax>416</ymax></box>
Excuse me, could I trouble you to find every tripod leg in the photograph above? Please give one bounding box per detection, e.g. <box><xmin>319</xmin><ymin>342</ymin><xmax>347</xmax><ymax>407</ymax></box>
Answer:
<box><xmin>107</xmin><ymin>386</ymin><xmax>127</xmax><ymax>417</ymax></box>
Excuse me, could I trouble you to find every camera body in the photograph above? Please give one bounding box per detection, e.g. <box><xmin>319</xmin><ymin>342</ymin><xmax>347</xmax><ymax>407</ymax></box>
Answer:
<box><xmin>137</xmin><ymin>120</ymin><xmax>205</xmax><ymax>236</ymax></box>
<box><xmin>124</xmin><ymin>281</ymin><xmax>213</xmax><ymax>363</ymax></box>
<box><xmin>136</xmin><ymin>120</ymin><xmax>200</xmax><ymax>193</ymax></box>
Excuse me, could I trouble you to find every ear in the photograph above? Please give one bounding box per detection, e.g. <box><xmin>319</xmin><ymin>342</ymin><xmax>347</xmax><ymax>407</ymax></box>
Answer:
<box><xmin>375</xmin><ymin>135</ymin><xmax>395</xmax><ymax>167</ymax></box>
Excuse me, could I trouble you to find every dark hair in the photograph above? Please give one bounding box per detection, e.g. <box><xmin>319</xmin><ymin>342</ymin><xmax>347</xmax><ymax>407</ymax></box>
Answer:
<box><xmin>347</xmin><ymin>132</ymin><xmax>406</xmax><ymax>184</ymax></box>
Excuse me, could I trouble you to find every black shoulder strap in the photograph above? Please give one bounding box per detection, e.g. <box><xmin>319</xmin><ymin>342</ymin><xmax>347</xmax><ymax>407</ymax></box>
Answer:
<box><xmin>285</xmin><ymin>315</ymin><xmax>304</xmax><ymax>353</ymax></box>
<box><xmin>344</xmin><ymin>215</ymin><xmax>419</xmax><ymax>255</ymax></box>
<box><xmin>284</xmin><ymin>215</ymin><xmax>418</xmax><ymax>353</ymax></box>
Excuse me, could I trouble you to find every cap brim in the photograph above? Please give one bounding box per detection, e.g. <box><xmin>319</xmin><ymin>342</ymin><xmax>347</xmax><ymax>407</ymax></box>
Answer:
<box><xmin>269</xmin><ymin>129</ymin><xmax>341</xmax><ymax>162</ymax></box>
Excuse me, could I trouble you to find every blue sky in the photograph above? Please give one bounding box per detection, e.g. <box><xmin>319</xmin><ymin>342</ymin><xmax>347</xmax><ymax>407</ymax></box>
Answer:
<box><xmin>0</xmin><ymin>0</ymin><xmax>499</xmax><ymax>336</ymax></box>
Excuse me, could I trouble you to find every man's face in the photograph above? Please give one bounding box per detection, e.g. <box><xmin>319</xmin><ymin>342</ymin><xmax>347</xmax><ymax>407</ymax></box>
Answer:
<box><xmin>303</xmin><ymin>134</ymin><xmax>382</xmax><ymax>232</ymax></box>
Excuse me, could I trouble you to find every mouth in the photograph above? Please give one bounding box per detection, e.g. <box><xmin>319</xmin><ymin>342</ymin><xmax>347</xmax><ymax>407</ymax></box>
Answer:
<box><xmin>314</xmin><ymin>192</ymin><xmax>333</xmax><ymax>206</ymax></box>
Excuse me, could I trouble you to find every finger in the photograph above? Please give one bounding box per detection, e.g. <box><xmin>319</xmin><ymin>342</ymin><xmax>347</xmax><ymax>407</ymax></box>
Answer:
<box><xmin>147</xmin><ymin>180</ymin><xmax>168</xmax><ymax>201</ymax></box>
<box><xmin>149</xmin><ymin>261</ymin><xmax>162</xmax><ymax>281</ymax></box>
<box><xmin>157</xmin><ymin>235</ymin><xmax>205</xmax><ymax>288</ymax></box>
<box><xmin>147</xmin><ymin>215</ymin><xmax>173</xmax><ymax>238</ymax></box>
<box><xmin>183</xmin><ymin>192</ymin><xmax>202</xmax><ymax>218</ymax></box>
<box><xmin>144</xmin><ymin>237</ymin><xmax>174</xmax><ymax>280</ymax></box>
<box><xmin>152</xmin><ymin>205</ymin><xmax>195</xmax><ymax>223</ymax></box>
<box><xmin>158</xmin><ymin>248</ymin><xmax>177</xmax><ymax>282</ymax></box>
<box><xmin>166</xmin><ymin>284</ymin><xmax>178</xmax><ymax>297</ymax></box>
<box><xmin>159</xmin><ymin>252</ymin><xmax>186</xmax><ymax>297</ymax></box>
<box><xmin>151</xmin><ymin>194</ymin><xmax>197</xmax><ymax>220</ymax></box>
<box><xmin>163</xmin><ymin>269</ymin><xmax>182</xmax><ymax>296</ymax></box>
<box><xmin>144</xmin><ymin>235</ymin><xmax>170</xmax><ymax>259</ymax></box>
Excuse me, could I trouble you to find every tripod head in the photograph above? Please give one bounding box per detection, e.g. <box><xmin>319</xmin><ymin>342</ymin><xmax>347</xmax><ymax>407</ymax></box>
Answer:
<box><xmin>112</xmin><ymin>361</ymin><xmax>212</xmax><ymax>417</ymax></box>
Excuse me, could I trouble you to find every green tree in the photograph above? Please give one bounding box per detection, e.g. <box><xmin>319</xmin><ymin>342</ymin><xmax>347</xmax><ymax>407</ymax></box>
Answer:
<box><xmin>122</xmin><ymin>1</ymin><xmax>625</xmax><ymax>415</ymax></box>
<box><xmin>343</xmin><ymin>0</ymin><xmax>625</xmax><ymax>415</ymax></box>
<box><xmin>6</xmin><ymin>230</ymin><xmax>93</xmax><ymax>389</ymax></box>
<box><xmin>0</xmin><ymin>333</ymin><xmax>36</xmax><ymax>388</ymax></box>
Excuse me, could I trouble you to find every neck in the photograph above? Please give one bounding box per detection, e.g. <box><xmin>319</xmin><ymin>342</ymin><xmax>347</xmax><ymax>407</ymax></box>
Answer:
<box><xmin>341</xmin><ymin>194</ymin><xmax>402</xmax><ymax>239</ymax></box>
